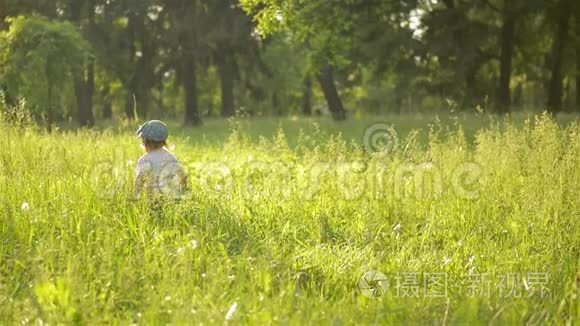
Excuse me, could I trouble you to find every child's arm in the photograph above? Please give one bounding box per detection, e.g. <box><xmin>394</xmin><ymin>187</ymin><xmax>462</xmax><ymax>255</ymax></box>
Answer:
<box><xmin>177</xmin><ymin>165</ymin><xmax>189</xmax><ymax>192</ymax></box>
<box><xmin>134</xmin><ymin>159</ymin><xmax>151</xmax><ymax>198</ymax></box>
<box><xmin>134</xmin><ymin>171</ymin><xmax>145</xmax><ymax>198</ymax></box>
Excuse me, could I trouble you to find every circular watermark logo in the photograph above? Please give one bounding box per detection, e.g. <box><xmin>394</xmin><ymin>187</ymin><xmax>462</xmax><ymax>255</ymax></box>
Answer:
<box><xmin>451</xmin><ymin>162</ymin><xmax>483</xmax><ymax>200</ymax></box>
<box><xmin>88</xmin><ymin>161</ymin><xmax>123</xmax><ymax>199</ymax></box>
<box><xmin>359</xmin><ymin>270</ymin><xmax>389</xmax><ymax>299</ymax></box>
<box><xmin>363</xmin><ymin>123</ymin><xmax>399</xmax><ymax>154</ymax></box>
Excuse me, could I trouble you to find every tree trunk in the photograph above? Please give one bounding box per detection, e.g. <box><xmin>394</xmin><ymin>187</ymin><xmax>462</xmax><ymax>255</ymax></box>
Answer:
<box><xmin>125</xmin><ymin>57</ymin><xmax>153</xmax><ymax>120</ymax></box>
<box><xmin>102</xmin><ymin>85</ymin><xmax>112</xmax><ymax>120</ymax></box>
<box><xmin>463</xmin><ymin>62</ymin><xmax>481</xmax><ymax>109</ymax></box>
<box><xmin>85</xmin><ymin>0</ymin><xmax>96</xmax><ymax>124</ymax></box>
<box><xmin>548</xmin><ymin>8</ymin><xmax>571</xmax><ymax>114</ymax></box>
<box><xmin>74</xmin><ymin>80</ymin><xmax>87</xmax><ymax>124</ymax></box>
<box><xmin>442</xmin><ymin>0</ymin><xmax>455</xmax><ymax>9</ymax></box>
<box><xmin>497</xmin><ymin>10</ymin><xmax>516</xmax><ymax>114</ymax></box>
<box><xmin>0</xmin><ymin>85</ymin><xmax>16</xmax><ymax>107</ymax></box>
<box><xmin>124</xmin><ymin>92</ymin><xmax>131</xmax><ymax>118</ymax></box>
<box><xmin>75</xmin><ymin>59</ymin><xmax>95</xmax><ymax>127</ymax></box>
<box><xmin>394</xmin><ymin>93</ymin><xmax>403</xmax><ymax>114</ymax></box>
<box><xmin>46</xmin><ymin>61</ymin><xmax>53</xmax><ymax>133</ymax></box>
<box><xmin>125</xmin><ymin>14</ymin><xmax>137</xmax><ymax>120</ymax></box>
<box><xmin>576</xmin><ymin>2</ymin><xmax>580</xmax><ymax>112</ymax></box>
<box><xmin>183</xmin><ymin>55</ymin><xmax>201</xmax><ymax>126</ymax></box>
<box><xmin>563</xmin><ymin>78</ymin><xmax>571</xmax><ymax>108</ymax></box>
<box><xmin>43</xmin><ymin>1</ymin><xmax>58</xmax><ymax>18</ymax></box>
<box><xmin>273</xmin><ymin>92</ymin><xmax>281</xmax><ymax>115</ymax></box>
<box><xmin>218</xmin><ymin>55</ymin><xmax>235</xmax><ymax>117</ymax></box>
<box><xmin>70</xmin><ymin>0</ymin><xmax>95</xmax><ymax>127</ymax></box>
<box><xmin>317</xmin><ymin>64</ymin><xmax>346</xmax><ymax>120</ymax></box>
<box><xmin>132</xmin><ymin>62</ymin><xmax>153</xmax><ymax>119</ymax></box>
<box><xmin>302</xmin><ymin>76</ymin><xmax>312</xmax><ymax>115</ymax></box>
<box><xmin>136</xmin><ymin>89</ymin><xmax>150</xmax><ymax>119</ymax></box>
<box><xmin>103</xmin><ymin>100</ymin><xmax>113</xmax><ymax>120</ymax></box>
<box><xmin>47</xmin><ymin>85</ymin><xmax>53</xmax><ymax>132</ymax></box>
<box><xmin>124</xmin><ymin>13</ymin><xmax>153</xmax><ymax>119</ymax></box>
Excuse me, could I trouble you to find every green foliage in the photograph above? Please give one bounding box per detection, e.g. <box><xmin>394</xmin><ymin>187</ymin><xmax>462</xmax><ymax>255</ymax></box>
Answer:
<box><xmin>1</xmin><ymin>1</ymin><xmax>580</xmax><ymax>122</ymax></box>
<box><xmin>240</xmin><ymin>0</ymin><xmax>356</xmax><ymax>66</ymax></box>
<box><xmin>0</xmin><ymin>16</ymin><xmax>90</xmax><ymax>120</ymax></box>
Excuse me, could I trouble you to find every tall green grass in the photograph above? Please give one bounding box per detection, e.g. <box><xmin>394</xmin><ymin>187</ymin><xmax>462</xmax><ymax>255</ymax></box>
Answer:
<box><xmin>0</xmin><ymin>113</ymin><xmax>578</xmax><ymax>324</ymax></box>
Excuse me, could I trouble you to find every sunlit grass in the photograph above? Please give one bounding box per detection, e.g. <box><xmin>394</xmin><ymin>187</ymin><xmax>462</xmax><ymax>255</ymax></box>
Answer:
<box><xmin>0</xmin><ymin>113</ymin><xmax>578</xmax><ymax>324</ymax></box>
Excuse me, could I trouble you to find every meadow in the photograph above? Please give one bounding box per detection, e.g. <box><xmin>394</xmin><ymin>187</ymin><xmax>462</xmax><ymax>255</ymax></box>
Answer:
<box><xmin>0</xmin><ymin>112</ymin><xmax>579</xmax><ymax>324</ymax></box>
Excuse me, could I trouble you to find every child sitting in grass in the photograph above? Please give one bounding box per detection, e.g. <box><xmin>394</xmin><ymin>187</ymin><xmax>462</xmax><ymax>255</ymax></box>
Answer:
<box><xmin>134</xmin><ymin>120</ymin><xmax>189</xmax><ymax>200</ymax></box>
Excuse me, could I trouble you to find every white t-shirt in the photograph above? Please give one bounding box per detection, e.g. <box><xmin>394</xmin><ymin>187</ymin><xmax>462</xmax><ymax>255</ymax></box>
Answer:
<box><xmin>135</xmin><ymin>149</ymin><xmax>187</xmax><ymax>197</ymax></box>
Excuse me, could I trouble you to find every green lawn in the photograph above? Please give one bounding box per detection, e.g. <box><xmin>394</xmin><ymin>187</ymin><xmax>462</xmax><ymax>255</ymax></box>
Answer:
<box><xmin>1</xmin><ymin>113</ymin><xmax>579</xmax><ymax>324</ymax></box>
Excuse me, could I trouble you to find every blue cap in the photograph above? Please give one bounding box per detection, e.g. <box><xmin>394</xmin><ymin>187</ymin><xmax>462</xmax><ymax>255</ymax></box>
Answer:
<box><xmin>136</xmin><ymin>120</ymin><xmax>169</xmax><ymax>141</ymax></box>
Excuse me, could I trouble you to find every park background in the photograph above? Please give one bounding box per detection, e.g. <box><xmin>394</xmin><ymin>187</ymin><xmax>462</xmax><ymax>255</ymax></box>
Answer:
<box><xmin>1</xmin><ymin>0</ymin><xmax>580</xmax><ymax>126</ymax></box>
<box><xmin>0</xmin><ymin>1</ymin><xmax>579</xmax><ymax>325</ymax></box>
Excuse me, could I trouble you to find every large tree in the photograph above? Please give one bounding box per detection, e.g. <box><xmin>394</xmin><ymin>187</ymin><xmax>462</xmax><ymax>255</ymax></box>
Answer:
<box><xmin>67</xmin><ymin>0</ymin><xmax>96</xmax><ymax>126</ymax></box>
<box><xmin>164</xmin><ymin>0</ymin><xmax>203</xmax><ymax>125</ymax></box>
<box><xmin>0</xmin><ymin>16</ymin><xmax>90</xmax><ymax>129</ymax></box>
<box><xmin>205</xmin><ymin>0</ymin><xmax>258</xmax><ymax>118</ymax></box>
<box><xmin>576</xmin><ymin>0</ymin><xmax>580</xmax><ymax>112</ymax></box>
<box><xmin>547</xmin><ymin>0</ymin><xmax>574</xmax><ymax>113</ymax></box>
<box><xmin>240</xmin><ymin>0</ymin><xmax>365</xmax><ymax>120</ymax></box>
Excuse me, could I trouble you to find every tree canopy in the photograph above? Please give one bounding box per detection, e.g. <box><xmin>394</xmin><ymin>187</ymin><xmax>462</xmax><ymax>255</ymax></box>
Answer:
<box><xmin>0</xmin><ymin>0</ymin><xmax>579</xmax><ymax>127</ymax></box>
<box><xmin>1</xmin><ymin>16</ymin><xmax>90</xmax><ymax>127</ymax></box>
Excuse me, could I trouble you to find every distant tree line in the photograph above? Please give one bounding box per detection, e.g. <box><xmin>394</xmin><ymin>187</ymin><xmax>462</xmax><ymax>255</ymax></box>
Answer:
<box><xmin>0</xmin><ymin>0</ymin><xmax>579</xmax><ymax>127</ymax></box>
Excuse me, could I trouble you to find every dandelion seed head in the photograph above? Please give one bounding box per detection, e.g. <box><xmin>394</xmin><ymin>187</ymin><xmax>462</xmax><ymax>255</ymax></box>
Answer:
<box><xmin>189</xmin><ymin>240</ymin><xmax>198</xmax><ymax>249</ymax></box>
<box><xmin>393</xmin><ymin>223</ymin><xmax>402</xmax><ymax>234</ymax></box>
<box><xmin>443</xmin><ymin>256</ymin><xmax>452</xmax><ymax>265</ymax></box>
<box><xmin>225</xmin><ymin>302</ymin><xmax>238</xmax><ymax>321</ymax></box>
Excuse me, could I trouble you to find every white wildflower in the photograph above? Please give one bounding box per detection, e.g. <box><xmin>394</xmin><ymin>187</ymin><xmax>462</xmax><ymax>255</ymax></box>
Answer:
<box><xmin>393</xmin><ymin>223</ymin><xmax>402</xmax><ymax>233</ymax></box>
<box><xmin>275</xmin><ymin>12</ymin><xmax>283</xmax><ymax>22</ymax></box>
<box><xmin>225</xmin><ymin>302</ymin><xmax>238</xmax><ymax>321</ymax></box>
<box><xmin>21</xmin><ymin>202</ymin><xmax>30</xmax><ymax>211</ymax></box>
<box><xmin>443</xmin><ymin>256</ymin><xmax>452</xmax><ymax>266</ymax></box>
<box><xmin>189</xmin><ymin>240</ymin><xmax>198</xmax><ymax>250</ymax></box>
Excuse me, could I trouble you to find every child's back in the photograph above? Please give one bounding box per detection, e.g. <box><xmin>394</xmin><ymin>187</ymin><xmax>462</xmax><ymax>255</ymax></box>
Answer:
<box><xmin>134</xmin><ymin>121</ymin><xmax>188</xmax><ymax>198</ymax></box>
<box><xmin>137</xmin><ymin>148</ymin><xmax>179</xmax><ymax>174</ymax></box>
